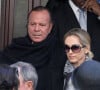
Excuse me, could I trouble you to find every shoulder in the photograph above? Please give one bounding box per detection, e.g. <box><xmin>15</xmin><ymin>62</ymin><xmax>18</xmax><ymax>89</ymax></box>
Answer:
<box><xmin>12</xmin><ymin>36</ymin><xmax>31</xmax><ymax>45</ymax></box>
<box><xmin>12</xmin><ymin>36</ymin><xmax>27</xmax><ymax>42</ymax></box>
<box><xmin>46</xmin><ymin>0</ymin><xmax>67</xmax><ymax>12</ymax></box>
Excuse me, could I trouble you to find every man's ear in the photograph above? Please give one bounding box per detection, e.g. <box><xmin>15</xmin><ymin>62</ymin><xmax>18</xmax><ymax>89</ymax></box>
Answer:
<box><xmin>26</xmin><ymin>81</ymin><xmax>33</xmax><ymax>89</ymax></box>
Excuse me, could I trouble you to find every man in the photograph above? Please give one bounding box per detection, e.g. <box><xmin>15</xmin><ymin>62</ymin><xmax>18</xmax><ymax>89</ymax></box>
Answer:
<box><xmin>10</xmin><ymin>61</ymin><xmax>38</xmax><ymax>90</ymax></box>
<box><xmin>0</xmin><ymin>6</ymin><xmax>66</xmax><ymax>90</ymax></box>
<box><xmin>46</xmin><ymin>0</ymin><xmax>100</xmax><ymax>60</ymax></box>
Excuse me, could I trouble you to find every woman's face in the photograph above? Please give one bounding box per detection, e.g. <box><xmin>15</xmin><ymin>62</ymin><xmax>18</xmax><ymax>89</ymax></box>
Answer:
<box><xmin>64</xmin><ymin>35</ymin><xmax>88</xmax><ymax>67</ymax></box>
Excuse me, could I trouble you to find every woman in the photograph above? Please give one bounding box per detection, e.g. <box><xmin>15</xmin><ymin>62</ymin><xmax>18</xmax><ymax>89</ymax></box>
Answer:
<box><xmin>63</xmin><ymin>28</ymin><xmax>94</xmax><ymax>90</ymax></box>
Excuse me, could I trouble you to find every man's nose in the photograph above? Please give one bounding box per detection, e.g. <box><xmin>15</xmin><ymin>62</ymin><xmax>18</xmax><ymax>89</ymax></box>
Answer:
<box><xmin>35</xmin><ymin>25</ymin><xmax>40</xmax><ymax>31</ymax></box>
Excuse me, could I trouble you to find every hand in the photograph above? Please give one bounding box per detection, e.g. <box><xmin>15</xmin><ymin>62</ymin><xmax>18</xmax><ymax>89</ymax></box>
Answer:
<box><xmin>82</xmin><ymin>0</ymin><xmax>100</xmax><ymax>16</ymax></box>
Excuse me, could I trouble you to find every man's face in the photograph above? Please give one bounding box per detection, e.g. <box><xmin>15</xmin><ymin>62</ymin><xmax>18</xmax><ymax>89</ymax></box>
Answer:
<box><xmin>72</xmin><ymin>0</ymin><xmax>86</xmax><ymax>8</ymax></box>
<box><xmin>27</xmin><ymin>10</ymin><xmax>53</xmax><ymax>43</ymax></box>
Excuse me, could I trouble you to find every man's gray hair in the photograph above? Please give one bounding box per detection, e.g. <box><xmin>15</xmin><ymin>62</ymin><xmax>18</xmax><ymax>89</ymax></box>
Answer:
<box><xmin>10</xmin><ymin>61</ymin><xmax>38</xmax><ymax>89</ymax></box>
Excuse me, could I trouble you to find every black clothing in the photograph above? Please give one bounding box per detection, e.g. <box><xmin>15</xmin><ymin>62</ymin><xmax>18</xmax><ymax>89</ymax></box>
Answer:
<box><xmin>0</xmin><ymin>28</ymin><xmax>66</xmax><ymax>90</ymax></box>
<box><xmin>46</xmin><ymin>0</ymin><xmax>100</xmax><ymax>60</ymax></box>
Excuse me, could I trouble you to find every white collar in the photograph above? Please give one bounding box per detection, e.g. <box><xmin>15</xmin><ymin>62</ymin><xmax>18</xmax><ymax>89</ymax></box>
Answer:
<box><xmin>69</xmin><ymin>0</ymin><xmax>79</xmax><ymax>14</ymax></box>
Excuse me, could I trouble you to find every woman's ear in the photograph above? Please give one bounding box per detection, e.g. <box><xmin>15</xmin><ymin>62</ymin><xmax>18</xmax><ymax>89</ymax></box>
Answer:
<box><xmin>84</xmin><ymin>45</ymin><xmax>90</xmax><ymax>54</ymax></box>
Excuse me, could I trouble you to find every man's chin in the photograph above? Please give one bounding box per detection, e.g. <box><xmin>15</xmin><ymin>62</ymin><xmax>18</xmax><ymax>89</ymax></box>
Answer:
<box><xmin>33</xmin><ymin>39</ymin><xmax>43</xmax><ymax>43</ymax></box>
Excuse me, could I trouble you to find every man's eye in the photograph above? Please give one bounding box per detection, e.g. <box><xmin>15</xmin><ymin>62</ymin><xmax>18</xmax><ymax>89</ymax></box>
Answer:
<box><xmin>28</xmin><ymin>22</ymin><xmax>35</xmax><ymax>26</ymax></box>
<box><xmin>39</xmin><ymin>24</ymin><xmax>46</xmax><ymax>26</ymax></box>
<box><xmin>30</xmin><ymin>23</ymin><xmax>35</xmax><ymax>25</ymax></box>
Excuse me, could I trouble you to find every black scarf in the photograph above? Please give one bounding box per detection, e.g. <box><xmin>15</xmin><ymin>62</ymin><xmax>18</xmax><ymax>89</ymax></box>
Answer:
<box><xmin>1</xmin><ymin>28</ymin><xmax>57</xmax><ymax>68</ymax></box>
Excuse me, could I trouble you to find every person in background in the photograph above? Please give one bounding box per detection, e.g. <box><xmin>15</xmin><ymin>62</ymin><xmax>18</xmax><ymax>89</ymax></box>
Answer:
<box><xmin>63</xmin><ymin>28</ymin><xmax>94</xmax><ymax>90</ymax></box>
<box><xmin>97</xmin><ymin>0</ymin><xmax>100</xmax><ymax>4</ymax></box>
<box><xmin>10</xmin><ymin>61</ymin><xmax>38</xmax><ymax>90</ymax></box>
<box><xmin>0</xmin><ymin>6</ymin><xmax>66</xmax><ymax>90</ymax></box>
<box><xmin>72</xmin><ymin>60</ymin><xmax>100</xmax><ymax>90</ymax></box>
<box><xmin>46</xmin><ymin>0</ymin><xmax>100</xmax><ymax>60</ymax></box>
<box><xmin>0</xmin><ymin>64</ymin><xmax>19</xmax><ymax>90</ymax></box>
